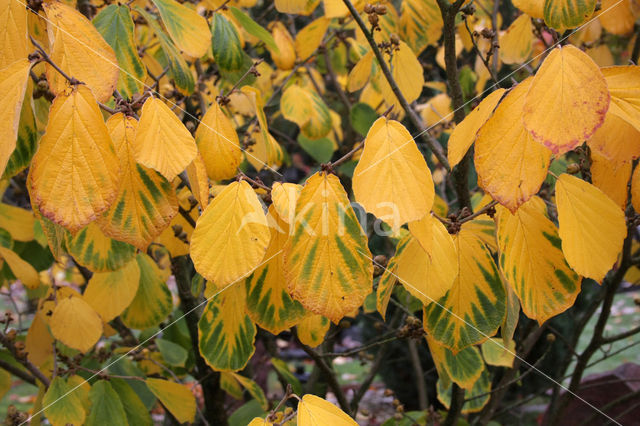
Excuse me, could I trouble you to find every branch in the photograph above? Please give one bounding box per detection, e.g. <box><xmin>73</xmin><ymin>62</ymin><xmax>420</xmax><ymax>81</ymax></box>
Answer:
<box><xmin>330</xmin><ymin>140</ymin><xmax>364</xmax><ymax>168</ymax></box>
<box><xmin>436</xmin><ymin>0</ymin><xmax>471</xmax><ymax>210</ymax></box>
<box><xmin>443</xmin><ymin>384</ymin><xmax>465</xmax><ymax>426</ymax></box>
<box><xmin>0</xmin><ymin>359</ymin><xmax>37</xmax><ymax>386</ymax></box>
<box><xmin>298</xmin><ymin>340</ymin><xmax>352</xmax><ymax>415</ymax></box>
<box><xmin>0</xmin><ymin>332</ymin><xmax>50</xmax><ymax>388</ymax></box>
<box><xmin>408</xmin><ymin>339</ymin><xmax>428</xmax><ymax>410</ymax></box>
<box><xmin>601</xmin><ymin>324</ymin><xmax>640</xmax><ymax>344</ymax></box>
<box><xmin>341</xmin><ymin>0</ymin><xmax>450</xmax><ymax>171</ymax></box>
<box><xmin>322</xmin><ymin>44</ymin><xmax>351</xmax><ymax>110</ymax></box>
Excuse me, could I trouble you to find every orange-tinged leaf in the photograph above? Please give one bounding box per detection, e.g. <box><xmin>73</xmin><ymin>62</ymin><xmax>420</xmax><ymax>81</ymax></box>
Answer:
<box><xmin>26</xmin><ymin>311</ymin><xmax>53</xmax><ymax>367</ymax></box>
<box><xmin>601</xmin><ymin>66</ymin><xmax>640</xmax><ymax>133</ymax></box>
<box><xmin>395</xmin><ymin>219</ymin><xmax>457</xmax><ymax>305</ymax></box>
<box><xmin>499</xmin><ymin>14</ymin><xmax>533</xmax><ymax>64</ymax></box>
<box><xmin>0</xmin><ymin>59</ymin><xmax>31</xmax><ymax>176</ymax></box>
<box><xmin>590</xmin><ymin>153</ymin><xmax>631</xmax><ymax>209</ymax></box>
<box><xmin>242</xmin><ymin>86</ymin><xmax>283</xmax><ymax>171</ymax></box>
<box><xmin>83</xmin><ymin>258</ymin><xmax>141</xmax><ymax>322</ymax></box>
<box><xmin>523</xmin><ymin>45</ymin><xmax>609</xmax><ymax>155</ymax></box>
<box><xmin>0</xmin><ymin>0</ymin><xmax>29</xmax><ymax>68</ymax></box>
<box><xmin>496</xmin><ymin>197</ymin><xmax>581</xmax><ymax>324</ymax></box>
<box><xmin>245</xmin><ymin>206</ymin><xmax>306</xmax><ymax>334</ymax></box>
<box><xmin>353</xmin><ymin>117</ymin><xmax>434</xmax><ymax>231</ymax></box>
<box><xmin>151</xmin><ymin>0</ymin><xmax>211</xmax><ymax>58</ymax></box>
<box><xmin>0</xmin><ymin>247</ymin><xmax>40</xmax><ymax>289</ymax></box>
<box><xmin>632</xmin><ymin>166</ymin><xmax>640</xmax><ymax>213</ymax></box>
<box><xmin>50</xmin><ymin>295</ymin><xmax>103</xmax><ymax>353</ymax></box>
<box><xmin>134</xmin><ymin>97</ymin><xmax>197</xmax><ymax>180</ymax></box>
<box><xmin>98</xmin><ymin>113</ymin><xmax>178</xmax><ymax>250</ymax></box>
<box><xmin>191</xmin><ymin>181</ymin><xmax>271</xmax><ymax>292</ymax></box>
<box><xmin>297</xmin><ymin>313</ymin><xmax>330</xmax><ymax>347</ymax></box>
<box><xmin>476</xmin><ymin>78</ymin><xmax>551</xmax><ymax>212</ymax></box>
<box><xmin>145</xmin><ymin>378</ymin><xmax>196</xmax><ymax>424</ymax></box>
<box><xmin>186</xmin><ymin>154</ymin><xmax>210</xmax><ymax>209</ymax></box>
<box><xmin>195</xmin><ymin>101</ymin><xmax>243</xmax><ymax>181</ymax></box>
<box><xmin>43</xmin><ymin>2</ymin><xmax>118</xmax><ymax>103</ymax></box>
<box><xmin>271</xmin><ymin>182</ymin><xmax>302</xmax><ymax>224</ymax></box>
<box><xmin>513</xmin><ymin>0</ymin><xmax>544</xmax><ymax>18</ymax></box>
<box><xmin>598</xmin><ymin>0</ymin><xmax>635</xmax><ymax>35</ymax></box>
<box><xmin>29</xmin><ymin>85</ymin><xmax>120</xmax><ymax>232</ymax></box>
<box><xmin>555</xmin><ymin>173</ymin><xmax>627</xmax><ymax>282</ymax></box>
<box><xmin>448</xmin><ymin>88</ymin><xmax>505</xmax><ymax>168</ymax></box>
<box><xmin>587</xmin><ymin>111</ymin><xmax>640</xmax><ymax>163</ymax></box>
<box><xmin>284</xmin><ymin>172</ymin><xmax>373</xmax><ymax>323</ymax></box>
<box><xmin>295</xmin><ymin>17</ymin><xmax>329</xmax><ymax>58</ymax></box>
<box><xmin>298</xmin><ymin>394</ymin><xmax>357</xmax><ymax>425</ymax></box>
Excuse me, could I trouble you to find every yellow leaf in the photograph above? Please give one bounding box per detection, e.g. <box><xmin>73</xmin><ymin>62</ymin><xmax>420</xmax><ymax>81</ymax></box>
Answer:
<box><xmin>271</xmin><ymin>182</ymin><xmax>302</xmax><ymax>224</ymax></box>
<box><xmin>476</xmin><ymin>78</ymin><xmax>551</xmax><ymax>212</ymax></box>
<box><xmin>66</xmin><ymin>222</ymin><xmax>136</xmax><ymax>272</ymax></box>
<box><xmin>499</xmin><ymin>14</ymin><xmax>533</xmax><ymax>64</ymax></box>
<box><xmin>297</xmin><ymin>394</ymin><xmax>357</xmax><ymax>426</ymax></box>
<box><xmin>186</xmin><ymin>154</ymin><xmax>210</xmax><ymax>210</ymax></box>
<box><xmin>448</xmin><ymin>88</ymin><xmax>505</xmax><ymax>168</ymax></box>
<box><xmin>0</xmin><ymin>247</ymin><xmax>40</xmax><ymax>289</ymax></box>
<box><xmin>26</xmin><ymin>311</ymin><xmax>53</xmax><ymax>367</ymax></box>
<box><xmin>284</xmin><ymin>172</ymin><xmax>373</xmax><ymax>323</ymax></box>
<box><xmin>43</xmin><ymin>2</ymin><xmax>118</xmax><ymax>103</ymax></box>
<box><xmin>295</xmin><ymin>17</ymin><xmax>329</xmax><ymax>59</ymax></box>
<box><xmin>191</xmin><ymin>181</ymin><xmax>271</xmax><ymax>292</ymax></box>
<box><xmin>276</xmin><ymin>0</ymin><xmax>319</xmax><ymax>14</ymax></box>
<box><xmin>281</xmin><ymin>84</ymin><xmax>332</xmax><ymax>139</ymax></box>
<box><xmin>134</xmin><ymin>97</ymin><xmax>197</xmax><ymax>180</ymax></box>
<box><xmin>199</xmin><ymin>284</ymin><xmax>257</xmax><ymax>371</ymax></box>
<box><xmin>426</xmin><ymin>334</ymin><xmax>484</xmax><ymax>389</ymax></box>
<box><xmin>400</xmin><ymin>0</ymin><xmax>442</xmax><ymax>54</ymax></box>
<box><xmin>601</xmin><ymin>66</ymin><xmax>640</xmax><ymax>133</ymax></box>
<box><xmin>555</xmin><ymin>173</ymin><xmax>627</xmax><ymax>282</ymax></box>
<box><xmin>50</xmin><ymin>295</ymin><xmax>103</xmax><ymax>353</ymax></box>
<box><xmin>151</xmin><ymin>0</ymin><xmax>211</xmax><ymax>58</ymax></box>
<box><xmin>598</xmin><ymin>0</ymin><xmax>635</xmax><ymax>36</ymax></box>
<box><xmin>353</xmin><ymin>117</ymin><xmax>434</xmax><ymax>231</ymax></box>
<box><xmin>98</xmin><ymin>113</ymin><xmax>178</xmax><ymax>250</ymax></box>
<box><xmin>543</xmin><ymin>0</ymin><xmax>596</xmax><ymax>30</ymax></box>
<box><xmin>523</xmin><ymin>45</ymin><xmax>609</xmax><ymax>155</ymax></box>
<box><xmin>587</xmin><ymin>111</ymin><xmax>640</xmax><ymax>163</ymax></box>
<box><xmin>29</xmin><ymin>85</ymin><xmax>120</xmax><ymax>232</ymax></box>
<box><xmin>496</xmin><ymin>197</ymin><xmax>581</xmax><ymax>324</ymax></box>
<box><xmin>481</xmin><ymin>338</ymin><xmax>516</xmax><ymax>367</ymax></box>
<box><xmin>423</xmin><ymin>225</ymin><xmax>506</xmax><ymax>353</ymax></box>
<box><xmin>297</xmin><ymin>313</ymin><xmax>330</xmax><ymax>347</ymax></box>
<box><xmin>245</xmin><ymin>206</ymin><xmax>306</xmax><ymax>334</ymax></box>
<box><xmin>121</xmin><ymin>253</ymin><xmax>173</xmax><ymax>329</ymax></box>
<box><xmin>145</xmin><ymin>378</ymin><xmax>196</xmax><ymax>424</ymax></box>
<box><xmin>0</xmin><ymin>59</ymin><xmax>31</xmax><ymax>176</ymax></box>
<box><xmin>590</xmin><ymin>152</ymin><xmax>631</xmax><ymax>209</ymax></box>
<box><xmin>242</xmin><ymin>86</ymin><xmax>282</xmax><ymax>171</ymax></box>
<box><xmin>421</xmin><ymin>93</ymin><xmax>452</xmax><ymax>127</ymax></box>
<box><xmin>396</xmin><ymin>218</ymin><xmax>457</xmax><ymax>304</ymax></box>
<box><xmin>0</xmin><ymin>0</ymin><xmax>29</xmax><ymax>68</ymax></box>
<box><xmin>586</xmin><ymin>44</ymin><xmax>614</xmax><ymax>67</ymax></box>
<box><xmin>83</xmin><ymin>258</ymin><xmax>141</xmax><ymax>322</ymax></box>
<box><xmin>195</xmin><ymin>101</ymin><xmax>243</xmax><ymax>181</ymax></box>
<box><xmin>269</xmin><ymin>22</ymin><xmax>296</xmax><ymax>70</ymax></box>
<box><xmin>347</xmin><ymin>50</ymin><xmax>374</xmax><ymax>93</ymax></box>
<box><xmin>155</xmin><ymin>187</ymin><xmax>196</xmax><ymax>257</ymax></box>
<box><xmin>0</xmin><ymin>203</ymin><xmax>34</xmax><ymax>242</ymax></box>
<box><xmin>379</xmin><ymin>41</ymin><xmax>425</xmax><ymax>107</ymax></box>
<box><xmin>513</xmin><ymin>0</ymin><xmax>544</xmax><ymax>18</ymax></box>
